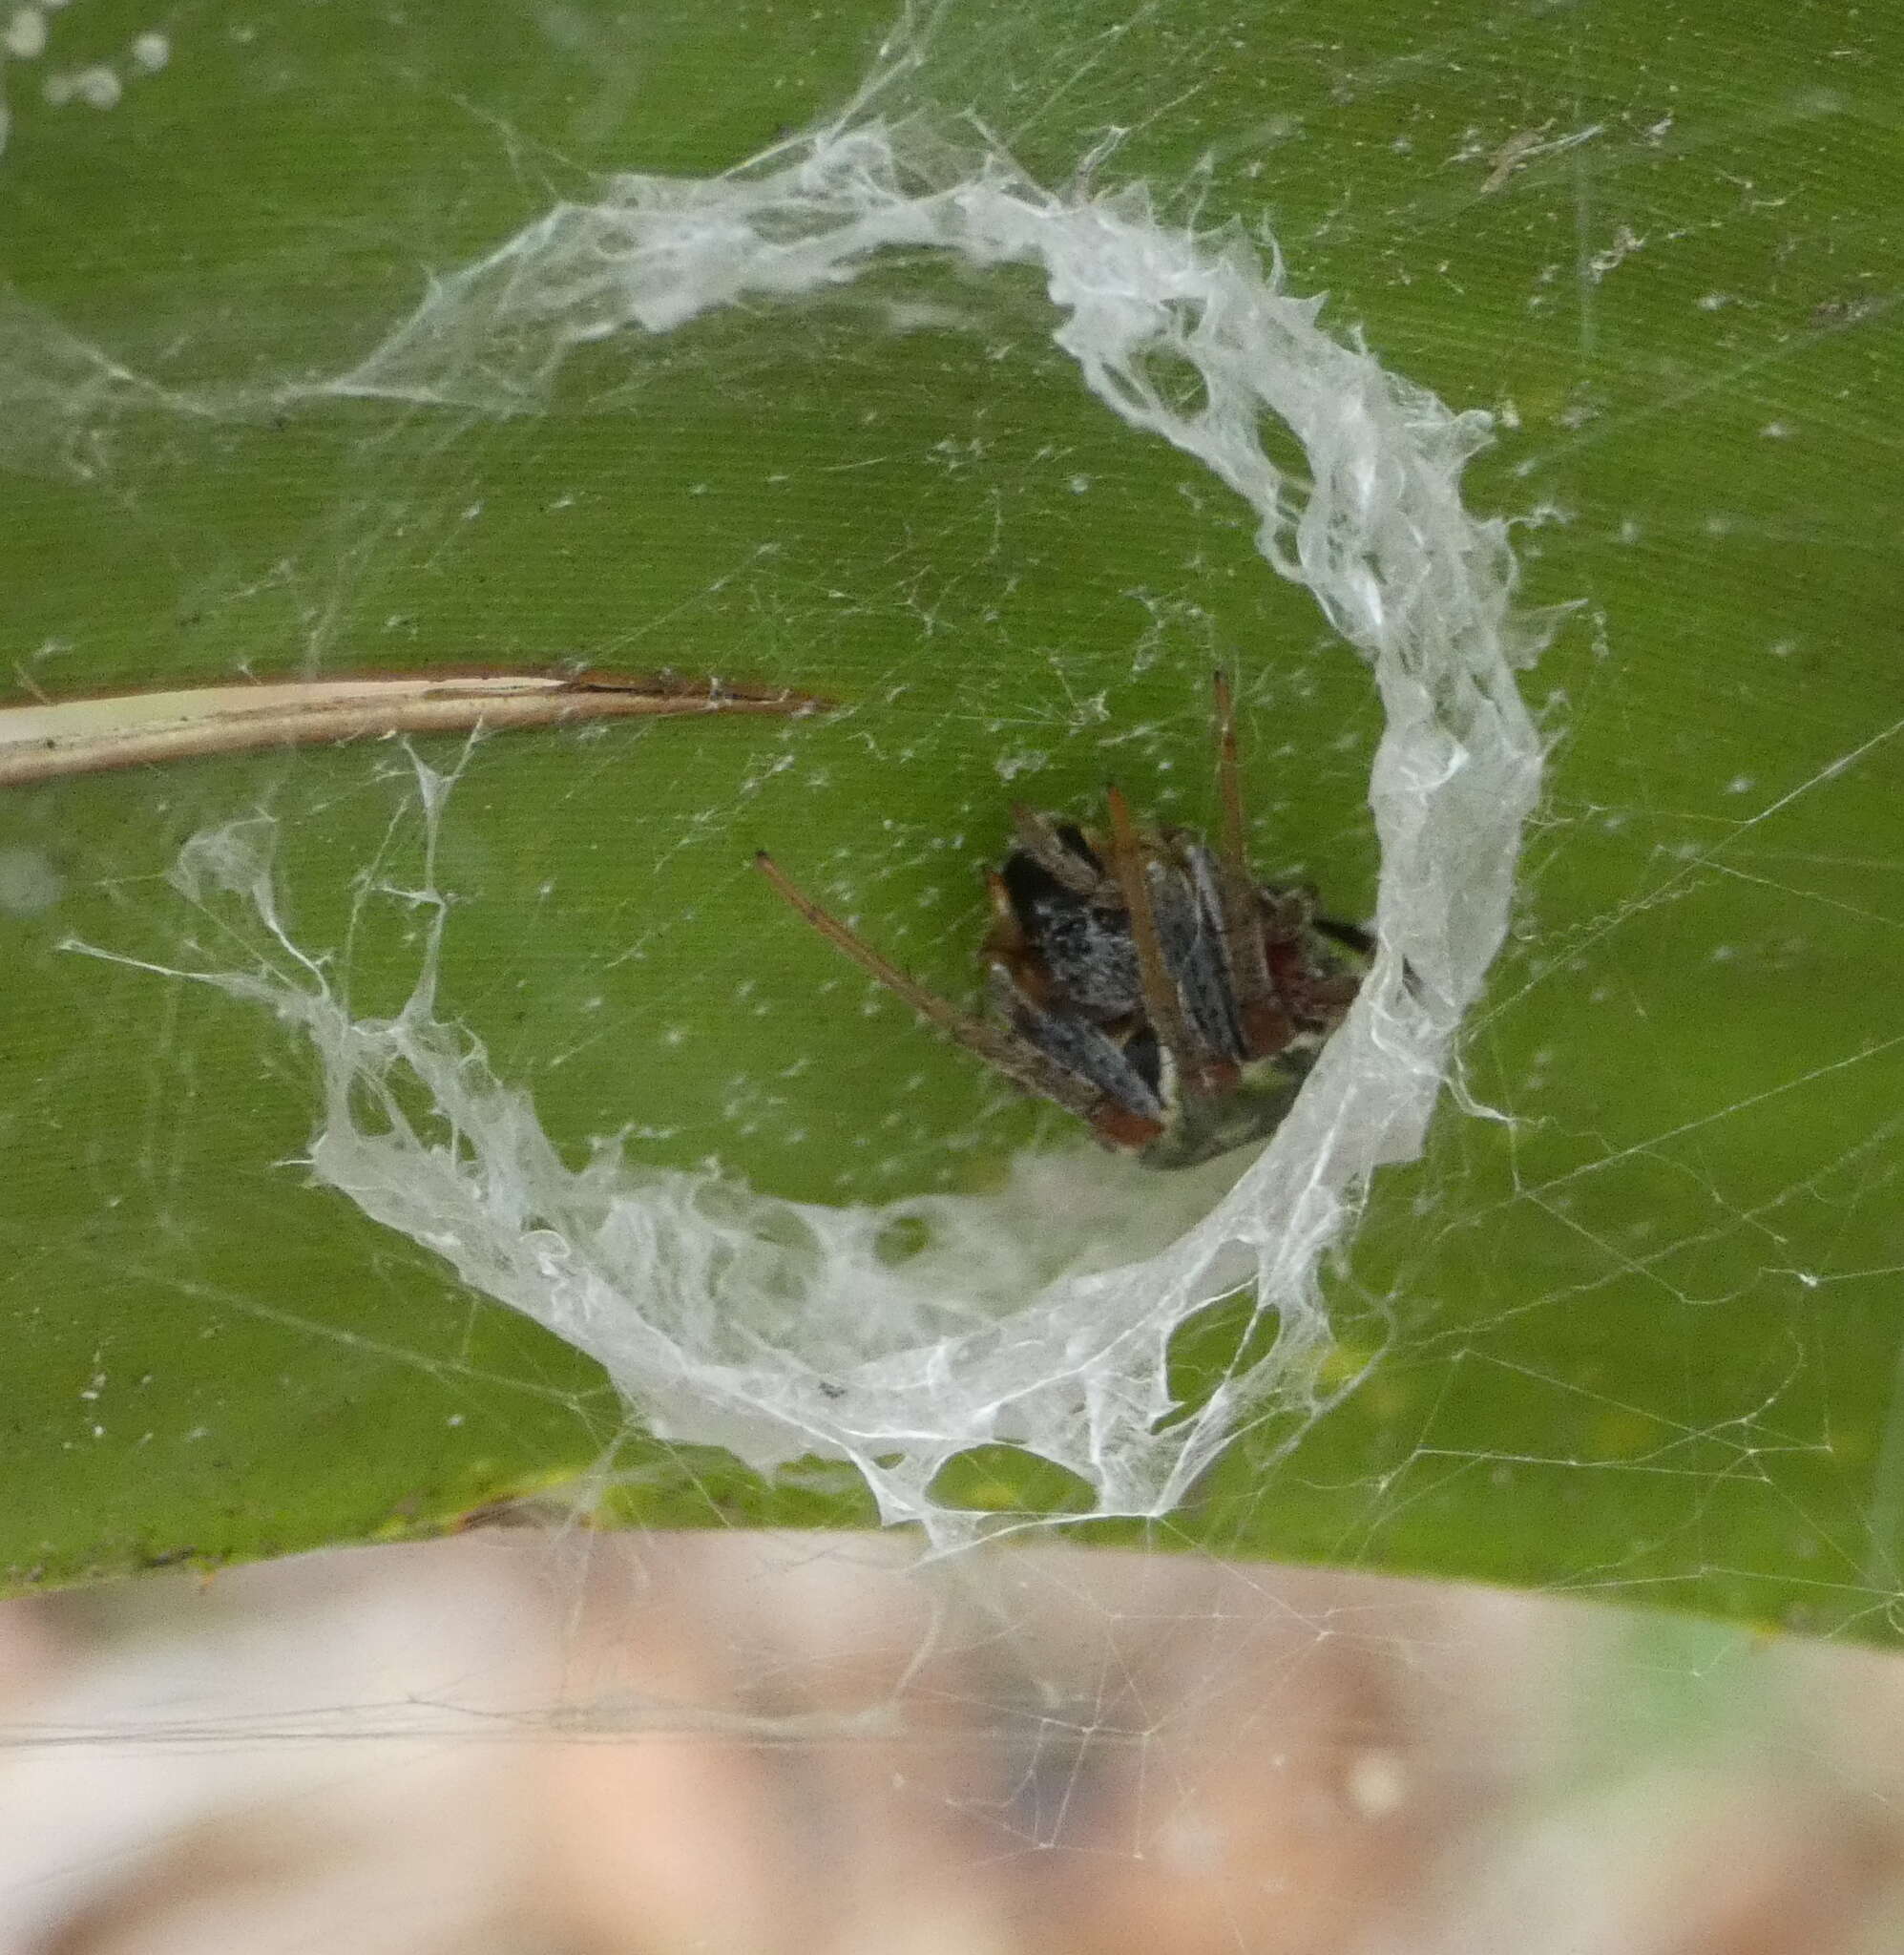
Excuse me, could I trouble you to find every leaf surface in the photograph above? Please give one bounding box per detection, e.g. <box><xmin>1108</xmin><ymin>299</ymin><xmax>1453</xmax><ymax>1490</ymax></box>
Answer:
<box><xmin>1</xmin><ymin>0</ymin><xmax>1898</xmax><ymax>1636</ymax></box>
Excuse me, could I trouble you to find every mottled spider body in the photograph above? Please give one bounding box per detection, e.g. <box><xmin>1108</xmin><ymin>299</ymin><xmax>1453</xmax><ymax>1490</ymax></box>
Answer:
<box><xmin>758</xmin><ymin>676</ymin><xmax>1371</xmax><ymax>1169</ymax></box>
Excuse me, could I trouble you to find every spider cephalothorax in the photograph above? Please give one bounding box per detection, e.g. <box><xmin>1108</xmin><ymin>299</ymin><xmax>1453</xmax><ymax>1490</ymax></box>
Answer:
<box><xmin>757</xmin><ymin>674</ymin><xmax>1371</xmax><ymax>1169</ymax></box>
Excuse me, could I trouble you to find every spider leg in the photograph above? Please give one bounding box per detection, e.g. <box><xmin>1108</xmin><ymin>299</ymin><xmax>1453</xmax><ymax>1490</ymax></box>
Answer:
<box><xmin>754</xmin><ymin>852</ymin><xmax>1131</xmax><ymax>1128</ymax></box>
<box><xmin>1102</xmin><ymin>786</ymin><xmax>1227</xmax><ymax>1101</ymax></box>
<box><xmin>1210</xmin><ymin>669</ymin><xmax>1282</xmax><ymax>1060</ymax></box>
<box><xmin>984</xmin><ymin>964</ymin><xmax>1166</xmax><ymax>1151</ymax></box>
<box><xmin>1007</xmin><ymin>803</ymin><xmax>1112</xmax><ymax>901</ymax></box>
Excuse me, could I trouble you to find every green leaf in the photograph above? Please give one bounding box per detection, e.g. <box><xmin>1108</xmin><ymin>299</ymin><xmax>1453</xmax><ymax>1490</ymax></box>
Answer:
<box><xmin>1</xmin><ymin>0</ymin><xmax>1898</xmax><ymax>1639</ymax></box>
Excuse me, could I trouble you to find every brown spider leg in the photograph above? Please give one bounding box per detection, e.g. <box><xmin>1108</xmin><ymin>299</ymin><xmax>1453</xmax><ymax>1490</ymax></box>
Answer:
<box><xmin>1210</xmin><ymin>669</ymin><xmax>1284</xmax><ymax>1061</ymax></box>
<box><xmin>754</xmin><ymin>852</ymin><xmax>1128</xmax><ymax>1132</ymax></box>
<box><xmin>1007</xmin><ymin>803</ymin><xmax>1112</xmax><ymax>901</ymax></box>
<box><xmin>1102</xmin><ymin>786</ymin><xmax>1224</xmax><ymax>1100</ymax></box>
<box><xmin>982</xmin><ymin>965</ymin><xmax>1167</xmax><ymax>1153</ymax></box>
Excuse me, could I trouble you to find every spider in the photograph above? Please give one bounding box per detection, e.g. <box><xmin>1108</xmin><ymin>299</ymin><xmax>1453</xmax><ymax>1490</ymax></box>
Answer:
<box><xmin>755</xmin><ymin>674</ymin><xmax>1373</xmax><ymax>1169</ymax></box>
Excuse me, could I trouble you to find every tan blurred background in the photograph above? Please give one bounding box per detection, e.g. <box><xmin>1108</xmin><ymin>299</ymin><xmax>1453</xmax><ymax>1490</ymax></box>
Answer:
<box><xmin>2</xmin><ymin>1531</ymin><xmax>1903</xmax><ymax>1953</ymax></box>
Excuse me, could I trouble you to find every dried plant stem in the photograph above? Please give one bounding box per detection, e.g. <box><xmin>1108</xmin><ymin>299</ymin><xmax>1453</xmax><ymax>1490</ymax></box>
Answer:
<box><xmin>0</xmin><ymin>669</ymin><xmax>828</xmax><ymax>786</ymax></box>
